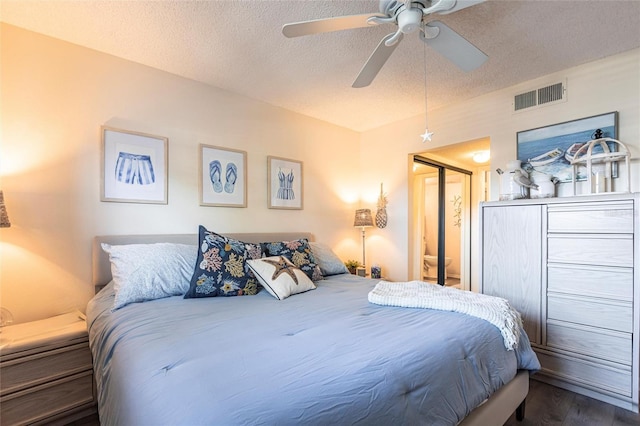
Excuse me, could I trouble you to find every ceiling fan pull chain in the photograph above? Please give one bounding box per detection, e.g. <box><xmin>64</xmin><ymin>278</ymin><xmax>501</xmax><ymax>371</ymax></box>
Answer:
<box><xmin>421</xmin><ymin>39</ymin><xmax>434</xmax><ymax>142</ymax></box>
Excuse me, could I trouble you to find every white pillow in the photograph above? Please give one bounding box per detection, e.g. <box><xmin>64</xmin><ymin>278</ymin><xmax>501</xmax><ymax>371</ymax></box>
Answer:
<box><xmin>309</xmin><ymin>242</ymin><xmax>349</xmax><ymax>276</ymax></box>
<box><xmin>247</xmin><ymin>256</ymin><xmax>316</xmax><ymax>300</ymax></box>
<box><xmin>102</xmin><ymin>243</ymin><xmax>197</xmax><ymax>310</ymax></box>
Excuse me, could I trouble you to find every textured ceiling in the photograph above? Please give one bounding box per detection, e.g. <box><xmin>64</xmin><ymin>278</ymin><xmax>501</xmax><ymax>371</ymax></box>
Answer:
<box><xmin>1</xmin><ymin>0</ymin><xmax>640</xmax><ymax>132</ymax></box>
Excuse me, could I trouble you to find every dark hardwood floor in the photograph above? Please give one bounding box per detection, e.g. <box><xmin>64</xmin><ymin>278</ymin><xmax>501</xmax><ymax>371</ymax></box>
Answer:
<box><xmin>69</xmin><ymin>379</ymin><xmax>639</xmax><ymax>426</ymax></box>
<box><xmin>66</xmin><ymin>412</ymin><xmax>99</xmax><ymax>426</ymax></box>
<box><xmin>504</xmin><ymin>379</ymin><xmax>640</xmax><ymax>426</ymax></box>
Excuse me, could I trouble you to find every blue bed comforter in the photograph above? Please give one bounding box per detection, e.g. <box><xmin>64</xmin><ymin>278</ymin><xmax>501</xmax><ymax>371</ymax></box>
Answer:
<box><xmin>86</xmin><ymin>274</ymin><xmax>540</xmax><ymax>425</ymax></box>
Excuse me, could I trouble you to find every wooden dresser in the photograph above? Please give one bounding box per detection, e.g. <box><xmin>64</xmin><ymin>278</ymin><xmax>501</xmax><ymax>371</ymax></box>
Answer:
<box><xmin>480</xmin><ymin>193</ymin><xmax>639</xmax><ymax>412</ymax></box>
<box><xmin>0</xmin><ymin>312</ymin><xmax>96</xmax><ymax>425</ymax></box>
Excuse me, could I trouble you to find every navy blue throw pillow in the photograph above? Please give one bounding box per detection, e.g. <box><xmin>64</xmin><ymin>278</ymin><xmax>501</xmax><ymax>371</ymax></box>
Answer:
<box><xmin>262</xmin><ymin>238</ymin><xmax>323</xmax><ymax>282</ymax></box>
<box><xmin>184</xmin><ymin>226</ymin><xmax>263</xmax><ymax>298</ymax></box>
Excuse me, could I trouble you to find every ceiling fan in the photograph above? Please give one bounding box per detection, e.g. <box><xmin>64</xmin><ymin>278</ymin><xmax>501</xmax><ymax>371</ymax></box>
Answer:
<box><xmin>282</xmin><ymin>0</ymin><xmax>488</xmax><ymax>88</ymax></box>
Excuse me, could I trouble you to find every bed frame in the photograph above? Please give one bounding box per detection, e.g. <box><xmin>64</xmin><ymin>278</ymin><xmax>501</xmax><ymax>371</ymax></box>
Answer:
<box><xmin>92</xmin><ymin>233</ymin><xmax>528</xmax><ymax>426</ymax></box>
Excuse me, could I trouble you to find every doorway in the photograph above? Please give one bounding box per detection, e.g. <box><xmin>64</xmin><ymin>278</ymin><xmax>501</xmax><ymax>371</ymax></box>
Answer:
<box><xmin>412</xmin><ymin>156</ymin><xmax>472</xmax><ymax>289</ymax></box>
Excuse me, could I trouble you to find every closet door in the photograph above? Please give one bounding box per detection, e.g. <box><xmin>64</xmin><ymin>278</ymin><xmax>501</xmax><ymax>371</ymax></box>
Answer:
<box><xmin>481</xmin><ymin>205</ymin><xmax>543</xmax><ymax>345</ymax></box>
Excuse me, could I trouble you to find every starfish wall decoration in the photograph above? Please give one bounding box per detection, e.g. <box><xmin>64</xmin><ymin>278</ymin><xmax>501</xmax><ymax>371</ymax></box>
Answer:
<box><xmin>263</xmin><ymin>256</ymin><xmax>300</xmax><ymax>285</ymax></box>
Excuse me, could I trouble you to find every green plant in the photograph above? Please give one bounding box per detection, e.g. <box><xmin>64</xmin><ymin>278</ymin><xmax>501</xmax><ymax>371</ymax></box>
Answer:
<box><xmin>344</xmin><ymin>259</ymin><xmax>361</xmax><ymax>274</ymax></box>
<box><xmin>344</xmin><ymin>259</ymin><xmax>361</xmax><ymax>269</ymax></box>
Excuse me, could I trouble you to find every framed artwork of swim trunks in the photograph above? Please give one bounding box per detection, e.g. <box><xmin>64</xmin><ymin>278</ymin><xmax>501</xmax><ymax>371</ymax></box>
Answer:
<box><xmin>267</xmin><ymin>156</ymin><xmax>303</xmax><ymax>210</ymax></box>
<box><xmin>101</xmin><ymin>126</ymin><xmax>168</xmax><ymax>204</ymax></box>
<box><xmin>199</xmin><ymin>144</ymin><xmax>247</xmax><ymax>207</ymax></box>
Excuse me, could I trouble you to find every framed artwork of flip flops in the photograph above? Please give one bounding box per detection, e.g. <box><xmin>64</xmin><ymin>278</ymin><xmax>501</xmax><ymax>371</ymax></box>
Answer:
<box><xmin>199</xmin><ymin>144</ymin><xmax>247</xmax><ymax>207</ymax></box>
<box><xmin>268</xmin><ymin>156</ymin><xmax>303</xmax><ymax>210</ymax></box>
<box><xmin>101</xmin><ymin>126</ymin><xmax>168</xmax><ymax>204</ymax></box>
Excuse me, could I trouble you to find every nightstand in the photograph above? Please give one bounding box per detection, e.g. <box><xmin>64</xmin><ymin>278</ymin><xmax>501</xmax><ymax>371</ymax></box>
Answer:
<box><xmin>0</xmin><ymin>312</ymin><xmax>96</xmax><ymax>425</ymax></box>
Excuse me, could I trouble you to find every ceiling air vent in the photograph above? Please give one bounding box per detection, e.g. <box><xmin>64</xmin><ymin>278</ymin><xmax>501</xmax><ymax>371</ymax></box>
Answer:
<box><xmin>513</xmin><ymin>80</ymin><xmax>567</xmax><ymax>112</ymax></box>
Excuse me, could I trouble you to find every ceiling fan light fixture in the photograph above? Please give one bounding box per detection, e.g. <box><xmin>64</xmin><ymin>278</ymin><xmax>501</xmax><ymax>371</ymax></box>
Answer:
<box><xmin>397</xmin><ymin>8</ymin><xmax>424</xmax><ymax>34</ymax></box>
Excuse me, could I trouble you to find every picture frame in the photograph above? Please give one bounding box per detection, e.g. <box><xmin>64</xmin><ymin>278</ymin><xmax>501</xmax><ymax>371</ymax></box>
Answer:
<box><xmin>516</xmin><ymin>112</ymin><xmax>618</xmax><ymax>183</ymax></box>
<box><xmin>268</xmin><ymin>156</ymin><xmax>303</xmax><ymax>210</ymax></box>
<box><xmin>200</xmin><ymin>144</ymin><xmax>247</xmax><ymax>208</ymax></box>
<box><xmin>101</xmin><ymin>126</ymin><xmax>168</xmax><ymax>204</ymax></box>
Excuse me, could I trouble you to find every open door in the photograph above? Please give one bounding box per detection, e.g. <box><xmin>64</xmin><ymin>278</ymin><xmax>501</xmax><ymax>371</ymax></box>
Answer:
<box><xmin>412</xmin><ymin>156</ymin><xmax>471</xmax><ymax>289</ymax></box>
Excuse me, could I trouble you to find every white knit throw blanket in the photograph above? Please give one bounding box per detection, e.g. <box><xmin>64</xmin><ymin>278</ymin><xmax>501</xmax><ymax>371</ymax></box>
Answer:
<box><xmin>368</xmin><ymin>281</ymin><xmax>522</xmax><ymax>350</ymax></box>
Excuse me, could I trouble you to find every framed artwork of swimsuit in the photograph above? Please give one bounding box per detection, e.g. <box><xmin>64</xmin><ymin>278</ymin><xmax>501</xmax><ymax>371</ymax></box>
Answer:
<box><xmin>200</xmin><ymin>144</ymin><xmax>247</xmax><ymax>207</ymax></box>
<box><xmin>101</xmin><ymin>126</ymin><xmax>168</xmax><ymax>204</ymax></box>
<box><xmin>268</xmin><ymin>156</ymin><xmax>303</xmax><ymax>210</ymax></box>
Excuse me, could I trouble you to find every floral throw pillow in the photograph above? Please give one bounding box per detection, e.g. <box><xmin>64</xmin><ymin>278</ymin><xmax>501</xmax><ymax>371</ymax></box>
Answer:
<box><xmin>262</xmin><ymin>238</ymin><xmax>323</xmax><ymax>281</ymax></box>
<box><xmin>184</xmin><ymin>226</ymin><xmax>263</xmax><ymax>298</ymax></box>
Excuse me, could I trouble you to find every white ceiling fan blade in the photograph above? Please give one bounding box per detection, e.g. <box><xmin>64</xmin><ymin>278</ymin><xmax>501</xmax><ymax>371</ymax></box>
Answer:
<box><xmin>352</xmin><ymin>32</ymin><xmax>404</xmax><ymax>88</ymax></box>
<box><xmin>283</xmin><ymin>13</ymin><xmax>383</xmax><ymax>38</ymax></box>
<box><xmin>431</xmin><ymin>0</ymin><xmax>485</xmax><ymax>15</ymax></box>
<box><xmin>421</xmin><ymin>21</ymin><xmax>487</xmax><ymax>72</ymax></box>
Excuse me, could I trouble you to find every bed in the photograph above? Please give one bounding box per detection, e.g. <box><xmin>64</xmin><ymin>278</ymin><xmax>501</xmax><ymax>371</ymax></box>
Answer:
<box><xmin>87</xmin><ymin>231</ymin><xmax>540</xmax><ymax>426</ymax></box>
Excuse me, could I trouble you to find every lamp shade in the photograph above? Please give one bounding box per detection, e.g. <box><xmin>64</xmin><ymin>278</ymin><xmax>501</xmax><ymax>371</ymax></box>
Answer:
<box><xmin>353</xmin><ymin>209</ymin><xmax>373</xmax><ymax>228</ymax></box>
<box><xmin>0</xmin><ymin>191</ymin><xmax>10</xmax><ymax>228</ymax></box>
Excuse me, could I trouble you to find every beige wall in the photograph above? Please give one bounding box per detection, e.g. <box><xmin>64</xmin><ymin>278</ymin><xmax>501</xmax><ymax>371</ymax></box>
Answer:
<box><xmin>0</xmin><ymin>24</ymin><xmax>361</xmax><ymax>324</ymax></box>
<box><xmin>360</xmin><ymin>48</ymin><xmax>640</xmax><ymax>287</ymax></box>
<box><xmin>2</xmin><ymin>23</ymin><xmax>638</xmax><ymax>324</ymax></box>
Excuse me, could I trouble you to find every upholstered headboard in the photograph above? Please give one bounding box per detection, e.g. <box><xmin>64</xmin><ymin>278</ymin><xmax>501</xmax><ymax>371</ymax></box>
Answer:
<box><xmin>92</xmin><ymin>232</ymin><xmax>315</xmax><ymax>289</ymax></box>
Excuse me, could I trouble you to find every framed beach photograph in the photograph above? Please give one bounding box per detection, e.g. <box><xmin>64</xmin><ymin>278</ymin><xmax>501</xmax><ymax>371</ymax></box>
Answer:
<box><xmin>516</xmin><ymin>112</ymin><xmax>618</xmax><ymax>183</ymax></box>
<box><xmin>200</xmin><ymin>145</ymin><xmax>247</xmax><ymax>207</ymax></box>
<box><xmin>101</xmin><ymin>126</ymin><xmax>168</xmax><ymax>204</ymax></box>
<box><xmin>268</xmin><ymin>156</ymin><xmax>303</xmax><ymax>210</ymax></box>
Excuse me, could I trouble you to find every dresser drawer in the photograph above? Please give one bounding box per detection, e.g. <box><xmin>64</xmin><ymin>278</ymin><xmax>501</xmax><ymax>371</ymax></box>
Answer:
<box><xmin>536</xmin><ymin>349</ymin><xmax>631</xmax><ymax>397</ymax></box>
<box><xmin>547</xmin><ymin>235</ymin><xmax>633</xmax><ymax>267</ymax></box>
<box><xmin>547</xmin><ymin>202</ymin><xmax>634</xmax><ymax>234</ymax></box>
<box><xmin>547</xmin><ymin>321</ymin><xmax>632</xmax><ymax>365</ymax></box>
<box><xmin>0</xmin><ymin>343</ymin><xmax>93</xmax><ymax>395</ymax></box>
<box><xmin>547</xmin><ymin>264</ymin><xmax>633</xmax><ymax>301</ymax></box>
<box><xmin>0</xmin><ymin>370</ymin><xmax>94</xmax><ymax>426</ymax></box>
<box><xmin>547</xmin><ymin>294</ymin><xmax>632</xmax><ymax>333</ymax></box>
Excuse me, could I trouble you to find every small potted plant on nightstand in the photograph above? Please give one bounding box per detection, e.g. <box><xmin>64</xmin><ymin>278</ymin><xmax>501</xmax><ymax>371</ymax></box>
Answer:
<box><xmin>344</xmin><ymin>259</ymin><xmax>361</xmax><ymax>275</ymax></box>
